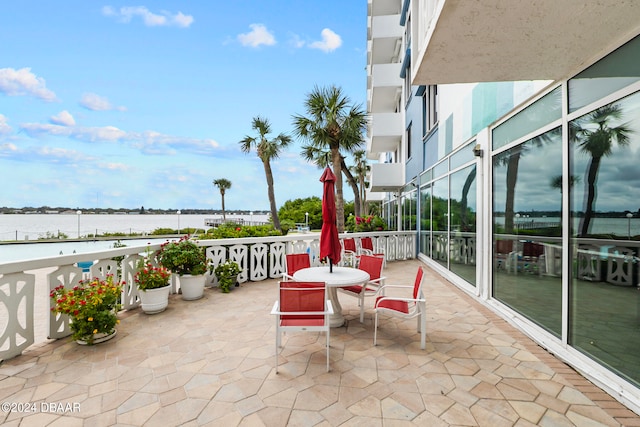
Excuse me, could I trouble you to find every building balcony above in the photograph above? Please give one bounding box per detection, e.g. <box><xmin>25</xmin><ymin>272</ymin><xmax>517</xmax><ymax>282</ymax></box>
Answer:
<box><xmin>412</xmin><ymin>0</ymin><xmax>640</xmax><ymax>85</ymax></box>
<box><xmin>367</xmin><ymin>0</ymin><xmax>401</xmax><ymax>18</ymax></box>
<box><xmin>368</xmin><ymin>14</ymin><xmax>403</xmax><ymax>66</ymax></box>
<box><xmin>369</xmin><ymin>162</ymin><xmax>404</xmax><ymax>193</ymax></box>
<box><xmin>368</xmin><ymin>112</ymin><xmax>402</xmax><ymax>155</ymax></box>
<box><xmin>369</xmin><ymin>63</ymin><xmax>402</xmax><ymax>114</ymax></box>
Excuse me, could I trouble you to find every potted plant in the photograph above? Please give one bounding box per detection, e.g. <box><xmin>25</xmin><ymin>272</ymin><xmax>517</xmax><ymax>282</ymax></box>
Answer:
<box><xmin>134</xmin><ymin>257</ymin><xmax>171</xmax><ymax>314</ymax></box>
<box><xmin>213</xmin><ymin>260</ymin><xmax>241</xmax><ymax>293</ymax></box>
<box><xmin>157</xmin><ymin>236</ymin><xmax>209</xmax><ymax>300</ymax></box>
<box><xmin>50</xmin><ymin>275</ymin><xmax>122</xmax><ymax>345</ymax></box>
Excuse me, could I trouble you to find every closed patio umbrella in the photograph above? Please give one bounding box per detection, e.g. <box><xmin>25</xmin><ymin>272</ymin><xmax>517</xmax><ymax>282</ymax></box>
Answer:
<box><xmin>319</xmin><ymin>166</ymin><xmax>341</xmax><ymax>272</ymax></box>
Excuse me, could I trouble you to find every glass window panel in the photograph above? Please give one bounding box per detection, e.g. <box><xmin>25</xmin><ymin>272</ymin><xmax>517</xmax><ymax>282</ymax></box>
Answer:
<box><xmin>420</xmin><ymin>168</ymin><xmax>432</xmax><ymax>185</ymax></box>
<box><xmin>492</xmin><ymin>127</ymin><xmax>563</xmax><ymax>337</ymax></box>
<box><xmin>419</xmin><ymin>184</ymin><xmax>431</xmax><ymax>257</ymax></box>
<box><xmin>569</xmin><ymin>35</ymin><xmax>640</xmax><ymax>113</ymax></box>
<box><xmin>492</xmin><ymin>87</ymin><xmax>562</xmax><ymax>151</ymax></box>
<box><xmin>450</xmin><ymin>141</ymin><xmax>475</xmax><ymax>170</ymax></box>
<box><xmin>432</xmin><ymin>176</ymin><xmax>449</xmax><ymax>269</ymax></box>
<box><xmin>449</xmin><ymin>164</ymin><xmax>477</xmax><ymax>286</ymax></box>
<box><xmin>433</xmin><ymin>159</ymin><xmax>448</xmax><ymax>180</ymax></box>
<box><xmin>569</xmin><ymin>90</ymin><xmax>640</xmax><ymax>387</ymax></box>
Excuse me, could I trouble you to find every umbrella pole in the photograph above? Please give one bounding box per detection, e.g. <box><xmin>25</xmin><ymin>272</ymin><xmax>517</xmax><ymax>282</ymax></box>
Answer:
<box><xmin>329</xmin><ymin>258</ymin><xmax>333</xmax><ymax>273</ymax></box>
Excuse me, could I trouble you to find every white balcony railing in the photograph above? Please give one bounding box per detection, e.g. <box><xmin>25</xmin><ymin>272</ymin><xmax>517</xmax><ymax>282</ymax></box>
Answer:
<box><xmin>0</xmin><ymin>231</ymin><xmax>415</xmax><ymax>361</ymax></box>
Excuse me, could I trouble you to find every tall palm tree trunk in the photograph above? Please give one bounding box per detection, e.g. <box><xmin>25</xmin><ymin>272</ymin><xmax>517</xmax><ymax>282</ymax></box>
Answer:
<box><xmin>221</xmin><ymin>195</ymin><xmax>226</xmax><ymax>220</ymax></box>
<box><xmin>331</xmin><ymin>146</ymin><xmax>345</xmax><ymax>232</ymax></box>
<box><xmin>579</xmin><ymin>155</ymin><xmax>602</xmax><ymax>236</ymax></box>
<box><xmin>262</xmin><ymin>160</ymin><xmax>281</xmax><ymax>231</ymax></box>
<box><xmin>504</xmin><ymin>151</ymin><xmax>521</xmax><ymax>233</ymax></box>
<box><xmin>360</xmin><ymin>175</ymin><xmax>367</xmax><ymax>216</ymax></box>
<box><xmin>340</xmin><ymin>157</ymin><xmax>361</xmax><ymax>218</ymax></box>
<box><xmin>460</xmin><ymin>166</ymin><xmax>476</xmax><ymax>230</ymax></box>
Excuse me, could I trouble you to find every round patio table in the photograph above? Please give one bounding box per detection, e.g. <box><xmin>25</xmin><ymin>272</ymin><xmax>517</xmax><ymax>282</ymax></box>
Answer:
<box><xmin>293</xmin><ymin>266</ymin><xmax>370</xmax><ymax>327</ymax></box>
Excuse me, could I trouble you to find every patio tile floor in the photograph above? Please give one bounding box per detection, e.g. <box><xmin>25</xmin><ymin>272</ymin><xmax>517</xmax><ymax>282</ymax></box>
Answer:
<box><xmin>1</xmin><ymin>259</ymin><xmax>639</xmax><ymax>426</ymax></box>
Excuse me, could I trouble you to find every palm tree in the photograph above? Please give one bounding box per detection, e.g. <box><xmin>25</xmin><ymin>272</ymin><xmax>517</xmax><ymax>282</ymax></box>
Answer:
<box><xmin>300</xmin><ymin>145</ymin><xmax>363</xmax><ymax>218</ymax></box>
<box><xmin>350</xmin><ymin>150</ymin><xmax>370</xmax><ymax>216</ymax></box>
<box><xmin>213</xmin><ymin>178</ymin><xmax>231</xmax><ymax>220</ymax></box>
<box><xmin>292</xmin><ymin>85</ymin><xmax>367</xmax><ymax>232</ymax></box>
<box><xmin>571</xmin><ymin>104</ymin><xmax>632</xmax><ymax>236</ymax></box>
<box><xmin>239</xmin><ymin>116</ymin><xmax>292</xmax><ymax>231</ymax></box>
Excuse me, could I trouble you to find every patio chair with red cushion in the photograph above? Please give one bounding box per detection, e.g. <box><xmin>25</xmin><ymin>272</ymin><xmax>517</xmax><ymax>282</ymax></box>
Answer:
<box><xmin>271</xmin><ymin>281</ymin><xmax>334</xmax><ymax>373</ymax></box>
<box><xmin>341</xmin><ymin>238</ymin><xmax>358</xmax><ymax>267</ymax></box>
<box><xmin>338</xmin><ymin>254</ymin><xmax>386</xmax><ymax>323</ymax></box>
<box><xmin>282</xmin><ymin>253</ymin><xmax>311</xmax><ymax>280</ymax></box>
<box><xmin>373</xmin><ymin>266</ymin><xmax>427</xmax><ymax>349</ymax></box>
<box><xmin>359</xmin><ymin>237</ymin><xmax>386</xmax><ymax>266</ymax></box>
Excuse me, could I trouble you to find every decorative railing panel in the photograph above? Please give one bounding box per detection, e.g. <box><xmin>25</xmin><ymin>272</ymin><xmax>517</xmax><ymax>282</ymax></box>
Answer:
<box><xmin>0</xmin><ymin>272</ymin><xmax>35</xmax><ymax>360</ymax></box>
<box><xmin>0</xmin><ymin>231</ymin><xmax>414</xmax><ymax>361</ymax></box>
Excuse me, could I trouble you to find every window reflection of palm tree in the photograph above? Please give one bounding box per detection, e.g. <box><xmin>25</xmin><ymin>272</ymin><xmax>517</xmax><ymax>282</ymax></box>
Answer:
<box><xmin>571</xmin><ymin>104</ymin><xmax>632</xmax><ymax>236</ymax></box>
<box><xmin>497</xmin><ymin>130</ymin><xmax>557</xmax><ymax>233</ymax></box>
<box><xmin>459</xmin><ymin>165</ymin><xmax>476</xmax><ymax>231</ymax></box>
<box><xmin>550</xmin><ymin>175</ymin><xmax>581</xmax><ymax>192</ymax></box>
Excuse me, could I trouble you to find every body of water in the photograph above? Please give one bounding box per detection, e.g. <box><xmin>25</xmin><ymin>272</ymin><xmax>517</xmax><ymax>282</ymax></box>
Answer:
<box><xmin>494</xmin><ymin>217</ymin><xmax>638</xmax><ymax>237</ymax></box>
<box><xmin>0</xmin><ymin>213</ymin><xmax>270</xmax><ymax>263</ymax></box>
<box><xmin>0</xmin><ymin>213</ymin><xmax>270</xmax><ymax>241</ymax></box>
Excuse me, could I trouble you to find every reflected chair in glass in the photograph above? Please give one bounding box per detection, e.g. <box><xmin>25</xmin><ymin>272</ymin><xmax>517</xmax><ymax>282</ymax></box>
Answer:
<box><xmin>373</xmin><ymin>266</ymin><xmax>426</xmax><ymax>349</ymax></box>
<box><xmin>271</xmin><ymin>281</ymin><xmax>333</xmax><ymax>373</ymax></box>
<box><xmin>494</xmin><ymin>239</ymin><xmax>515</xmax><ymax>271</ymax></box>
<box><xmin>282</xmin><ymin>253</ymin><xmax>311</xmax><ymax>280</ymax></box>
<box><xmin>338</xmin><ymin>254</ymin><xmax>386</xmax><ymax>323</ymax></box>
<box><xmin>515</xmin><ymin>241</ymin><xmax>545</xmax><ymax>274</ymax></box>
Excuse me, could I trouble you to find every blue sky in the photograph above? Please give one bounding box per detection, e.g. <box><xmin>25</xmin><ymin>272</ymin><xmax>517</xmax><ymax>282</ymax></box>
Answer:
<box><xmin>0</xmin><ymin>1</ymin><xmax>367</xmax><ymax>211</ymax></box>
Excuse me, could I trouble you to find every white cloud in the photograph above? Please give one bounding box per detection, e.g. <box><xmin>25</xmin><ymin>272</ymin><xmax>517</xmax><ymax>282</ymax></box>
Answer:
<box><xmin>0</xmin><ymin>143</ymin><xmax>18</xmax><ymax>156</ymax></box>
<box><xmin>100</xmin><ymin>162</ymin><xmax>129</xmax><ymax>171</ymax></box>
<box><xmin>34</xmin><ymin>146</ymin><xmax>93</xmax><ymax>163</ymax></box>
<box><xmin>19</xmin><ymin>122</ymin><xmax>219</xmax><ymax>154</ymax></box>
<box><xmin>79</xmin><ymin>93</ymin><xmax>126</xmax><ymax>112</ymax></box>
<box><xmin>288</xmin><ymin>33</ymin><xmax>305</xmax><ymax>48</ymax></box>
<box><xmin>309</xmin><ymin>28</ymin><xmax>342</xmax><ymax>53</ymax></box>
<box><xmin>238</xmin><ymin>24</ymin><xmax>276</xmax><ymax>48</ymax></box>
<box><xmin>0</xmin><ymin>67</ymin><xmax>57</xmax><ymax>101</ymax></box>
<box><xmin>50</xmin><ymin>110</ymin><xmax>75</xmax><ymax>126</ymax></box>
<box><xmin>102</xmin><ymin>6</ymin><xmax>194</xmax><ymax>28</ymax></box>
<box><xmin>0</xmin><ymin>114</ymin><xmax>12</xmax><ymax>135</ymax></box>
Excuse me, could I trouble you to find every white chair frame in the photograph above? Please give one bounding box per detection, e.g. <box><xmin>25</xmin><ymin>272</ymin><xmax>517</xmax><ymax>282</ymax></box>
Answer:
<box><xmin>271</xmin><ymin>282</ymin><xmax>334</xmax><ymax>373</ymax></box>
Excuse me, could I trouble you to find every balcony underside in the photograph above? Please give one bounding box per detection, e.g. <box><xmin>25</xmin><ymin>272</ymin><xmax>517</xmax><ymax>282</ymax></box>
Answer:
<box><xmin>414</xmin><ymin>0</ymin><xmax>640</xmax><ymax>85</ymax></box>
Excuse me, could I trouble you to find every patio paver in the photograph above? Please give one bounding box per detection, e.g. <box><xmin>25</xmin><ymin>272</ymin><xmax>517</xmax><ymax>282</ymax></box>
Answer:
<box><xmin>0</xmin><ymin>259</ymin><xmax>638</xmax><ymax>426</ymax></box>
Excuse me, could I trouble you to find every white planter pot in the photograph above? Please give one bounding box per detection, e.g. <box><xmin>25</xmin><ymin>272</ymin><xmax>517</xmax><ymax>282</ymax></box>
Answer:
<box><xmin>179</xmin><ymin>274</ymin><xmax>206</xmax><ymax>300</ymax></box>
<box><xmin>139</xmin><ymin>284</ymin><xmax>171</xmax><ymax>314</ymax></box>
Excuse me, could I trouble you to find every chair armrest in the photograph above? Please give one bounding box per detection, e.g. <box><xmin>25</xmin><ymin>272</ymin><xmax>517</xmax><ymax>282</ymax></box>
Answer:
<box><xmin>367</xmin><ymin>276</ymin><xmax>386</xmax><ymax>286</ymax></box>
<box><xmin>270</xmin><ymin>301</ymin><xmax>280</xmax><ymax>315</ymax></box>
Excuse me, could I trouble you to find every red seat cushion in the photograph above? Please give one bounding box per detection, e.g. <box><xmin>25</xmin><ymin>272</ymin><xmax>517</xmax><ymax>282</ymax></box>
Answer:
<box><xmin>342</xmin><ymin>285</ymin><xmax>364</xmax><ymax>293</ymax></box>
<box><xmin>376</xmin><ymin>297</ymin><xmax>409</xmax><ymax>313</ymax></box>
